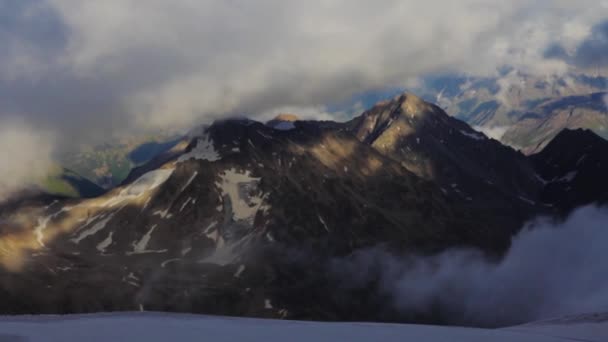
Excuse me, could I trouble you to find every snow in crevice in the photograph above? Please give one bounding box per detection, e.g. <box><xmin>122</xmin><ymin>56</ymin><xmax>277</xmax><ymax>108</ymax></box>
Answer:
<box><xmin>180</xmin><ymin>197</ymin><xmax>193</xmax><ymax>212</ymax></box>
<box><xmin>576</xmin><ymin>154</ymin><xmax>587</xmax><ymax>166</ymax></box>
<box><xmin>161</xmin><ymin>258</ymin><xmax>181</xmax><ymax>268</ymax></box>
<box><xmin>34</xmin><ymin>206</ymin><xmax>76</xmax><ymax>247</ymax></box>
<box><xmin>128</xmin><ymin>225</ymin><xmax>167</xmax><ymax>255</ymax></box>
<box><xmin>102</xmin><ymin>169</ymin><xmax>174</xmax><ymax>207</ymax></box>
<box><xmin>553</xmin><ymin>171</ymin><xmax>578</xmax><ymax>183</ymax></box>
<box><xmin>203</xmin><ymin>221</ymin><xmax>218</xmax><ymax>234</ymax></box>
<box><xmin>34</xmin><ymin>216</ymin><xmax>52</xmax><ymax>247</ymax></box>
<box><xmin>234</xmin><ymin>264</ymin><xmax>246</xmax><ymax>278</ymax></box>
<box><xmin>178</xmin><ymin>134</ymin><xmax>220</xmax><ymax>163</ymax></box>
<box><xmin>460</xmin><ymin>129</ymin><xmax>486</xmax><ymax>140</ymax></box>
<box><xmin>257</xmin><ymin>130</ymin><xmax>274</xmax><ymax>139</ymax></box>
<box><xmin>518</xmin><ymin>196</ymin><xmax>536</xmax><ymax>205</ymax></box>
<box><xmin>96</xmin><ymin>231</ymin><xmax>114</xmax><ymax>253</ymax></box>
<box><xmin>141</xmin><ymin>197</ymin><xmax>152</xmax><ymax>212</ymax></box>
<box><xmin>318</xmin><ymin>215</ymin><xmax>330</xmax><ymax>232</ymax></box>
<box><xmin>153</xmin><ymin>208</ymin><xmax>172</xmax><ymax>219</ymax></box>
<box><xmin>534</xmin><ymin>173</ymin><xmax>548</xmax><ymax>185</ymax></box>
<box><xmin>266</xmin><ymin>232</ymin><xmax>275</xmax><ymax>242</ymax></box>
<box><xmin>180</xmin><ymin>172</ymin><xmax>198</xmax><ymax>193</ymax></box>
<box><xmin>72</xmin><ymin>213</ymin><xmax>116</xmax><ymax>244</ymax></box>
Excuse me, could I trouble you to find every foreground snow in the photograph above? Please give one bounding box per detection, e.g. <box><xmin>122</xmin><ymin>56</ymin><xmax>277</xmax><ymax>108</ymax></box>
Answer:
<box><xmin>0</xmin><ymin>312</ymin><xmax>606</xmax><ymax>342</ymax></box>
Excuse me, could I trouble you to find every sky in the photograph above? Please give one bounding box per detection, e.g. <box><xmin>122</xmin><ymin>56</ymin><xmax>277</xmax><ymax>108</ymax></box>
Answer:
<box><xmin>1</xmin><ymin>0</ymin><xmax>608</xmax><ymax>195</ymax></box>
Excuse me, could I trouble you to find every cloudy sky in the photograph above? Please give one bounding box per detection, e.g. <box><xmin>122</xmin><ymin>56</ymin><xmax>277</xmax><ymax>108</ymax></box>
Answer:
<box><xmin>1</xmin><ymin>0</ymin><xmax>608</xmax><ymax>195</ymax></box>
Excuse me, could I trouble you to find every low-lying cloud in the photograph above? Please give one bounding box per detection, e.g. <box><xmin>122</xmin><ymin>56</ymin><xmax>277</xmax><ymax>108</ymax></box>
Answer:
<box><xmin>0</xmin><ymin>119</ymin><xmax>55</xmax><ymax>201</ymax></box>
<box><xmin>334</xmin><ymin>205</ymin><xmax>608</xmax><ymax>327</ymax></box>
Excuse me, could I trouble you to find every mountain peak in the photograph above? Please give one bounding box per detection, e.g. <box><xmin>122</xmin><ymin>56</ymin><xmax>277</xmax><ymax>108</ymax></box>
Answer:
<box><xmin>552</xmin><ymin>127</ymin><xmax>602</xmax><ymax>142</ymax></box>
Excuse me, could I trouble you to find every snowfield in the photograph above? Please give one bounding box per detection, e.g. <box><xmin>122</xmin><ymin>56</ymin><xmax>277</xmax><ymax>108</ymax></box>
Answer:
<box><xmin>0</xmin><ymin>312</ymin><xmax>605</xmax><ymax>342</ymax></box>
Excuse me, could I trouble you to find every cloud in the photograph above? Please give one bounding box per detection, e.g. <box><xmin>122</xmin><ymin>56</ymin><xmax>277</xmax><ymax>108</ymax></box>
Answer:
<box><xmin>2</xmin><ymin>1</ymin><xmax>606</xmax><ymax>132</ymax></box>
<box><xmin>545</xmin><ymin>19</ymin><xmax>608</xmax><ymax>69</ymax></box>
<box><xmin>332</xmin><ymin>205</ymin><xmax>608</xmax><ymax>327</ymax></box>
<box><xmin>473</xmin><ymin>125</ymin><xmax>510</xmax><ymax>140</ymax></box>
<box><xmin>0</xmin><ymin>119</ymin><xmax>55</xmax><ymax>201</ymax></box>
<box><xmin>0</xmin><ymin>0</ymin><xmax>607</xmax><ymax>193</ymax></box>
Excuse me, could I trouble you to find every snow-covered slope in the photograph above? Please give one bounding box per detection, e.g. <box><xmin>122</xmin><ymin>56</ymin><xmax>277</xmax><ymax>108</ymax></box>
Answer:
<box><xmin>0</xmin><ymin>312</ymin><xmax>605</xmax><ymax>342</ymax></box>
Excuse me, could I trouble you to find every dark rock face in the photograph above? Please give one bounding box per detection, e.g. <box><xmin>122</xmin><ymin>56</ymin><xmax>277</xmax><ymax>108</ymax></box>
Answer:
<box><xmin>0</xmin><ymin>94</ymin><xmax>606</xmax><ymax>323</ymax></box>
<box><xmin>530</xmin><ymin>128</ymin><xmax>608</xmax><ymax>213</ymax></box>
<box><xmin>348</xmin><ymin>93</ymin><xmax>544</xmax><ymax>227</ymax></box>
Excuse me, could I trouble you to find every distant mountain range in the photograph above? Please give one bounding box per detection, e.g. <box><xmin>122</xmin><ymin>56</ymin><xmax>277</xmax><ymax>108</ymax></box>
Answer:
<box><xmin>415</xmin><ymin>71</ymin><xmax>608</xmax><ymax>153</ymax></box>
<box><xmin>1</xmin><ymin>92</ymin><xmax>606</xmax><ymax>324</ymax></box>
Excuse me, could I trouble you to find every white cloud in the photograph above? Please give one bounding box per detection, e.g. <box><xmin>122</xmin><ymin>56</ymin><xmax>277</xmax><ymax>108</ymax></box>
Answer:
<box><xmin>335</xmin><ymin>205</ymin><xmax>608</xmax><ymax>327</ymax></box>
<box><xmin>18</xmin><ymin>0</ymin><xmax>604</xmax><ymax>131</ymax></box>
<box><xmin>473</xmin><ymin>125</ymin><xmax>510</xmax><ymax>140</ymax></box>
<box><xmin>0</xmin><ymin>119</ymin><xmax>55</xmax><ymax>201</ymax></box>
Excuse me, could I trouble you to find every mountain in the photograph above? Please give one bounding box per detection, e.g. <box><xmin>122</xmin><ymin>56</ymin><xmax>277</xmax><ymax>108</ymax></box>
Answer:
<box><xmin>414</xmin><ymin>71</ymin><xmax>608</xmax><ymax>152</ymax></box>
<box><xmin>418</xmin><ymin>71</ymin><xmax>607</xmax><ymax>129</ymax></box>
<box><xmin>530</xmin><ymin>128</ymin><xmax>608</xmax><ymax>213</ymax></box>
<box><xmin>502</xmin><ymin>92</ymin><xmax>608</xmax><ymax>154</ymax></box>
<box><xmin>347</xmin><ymin>93</ymin><xmax>542</xmax><ymax>223</ymax></box>
<box><xmin>0</xmin><ymin>93</ymin><xmax>606</xmax><ymax>324</ymax></box>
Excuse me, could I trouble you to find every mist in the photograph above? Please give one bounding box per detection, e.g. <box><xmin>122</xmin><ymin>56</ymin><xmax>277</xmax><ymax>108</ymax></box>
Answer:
<box><xmin>333</xmin><ymin>205</ymin><xmax>608</xmax><ymax>327</ymax></box>
<box><xmin>0</xmin><ymin>119</ymin><xmax>55</xmax><ymax>201</ymax></box>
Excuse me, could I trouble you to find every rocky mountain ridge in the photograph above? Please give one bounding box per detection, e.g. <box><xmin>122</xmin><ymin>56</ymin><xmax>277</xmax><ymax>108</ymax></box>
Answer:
<box><xmin>0</xmin><ymin>93</ymin><xmax>606</xmax><ymax>324</ymax></box>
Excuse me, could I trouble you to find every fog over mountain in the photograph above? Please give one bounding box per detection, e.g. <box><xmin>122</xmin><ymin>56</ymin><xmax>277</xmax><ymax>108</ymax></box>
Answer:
<box><xmin>2</xmin><ymin>1</ymin><xmax>608</xmax><ymax>195</ymax></box>
<box><xmin>335</xmin><ymin>205</ymin><xmax>608</xmax><ymax>327</ymax></box>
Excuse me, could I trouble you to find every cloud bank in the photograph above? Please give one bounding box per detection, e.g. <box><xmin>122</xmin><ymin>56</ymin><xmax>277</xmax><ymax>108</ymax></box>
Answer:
<box><xmin>334</xmin><ymin>205</ymin><xmax>608</xmax><ymax>327</ymax></box>
<box><xmin>3</xmin><ymin>1</ymin><xmax>607</xmax><ymax>131</ymax></box>
<box><xmin>1</xmin><ymin>0</ymin><xmax>608</xmax><ymax>195</ymax></box>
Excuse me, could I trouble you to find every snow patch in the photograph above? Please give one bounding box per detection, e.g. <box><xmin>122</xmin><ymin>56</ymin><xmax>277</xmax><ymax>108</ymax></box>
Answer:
<box><xmin>460</xmin><ymin>129</ymin><xmax>486</xmax><ymax>140</ymax></box>
<box><xmin>178</xmin><ymin>134</ymin><xmax>220</xmax><ymax>163</ymax></box>
<box><xmin>554</xmin><ymin>171</ymin><xmax>578</xmax><ymax>183</ymax></box>
<box><xmin>318</xmin><ymin>215</ymin><xmax>330</xmax><ymax>232</ymax></box>
<box><xmin>129</xmin><ymin>225</ymin><xmax>167</xmax><ymax>255</ymax></box>
<box><xmin>33</xmin><ymin>216</ymin><xmax>52</xmax><ymax>247</ymax></box>
<box><xmin>102</xmin><ymin>169</ymin><xmax>174</xmax><ymax>207</ymax></box>
<box><xmin>234</xmin><ymin>264</ymin><xmax>246</xmax><ymax>278</ymax></box>
<box><xmin>518</xmin><ymin>196</ymin><xmax>536</xmax><ymax>206</ymax></box>
<box><xmin>180</xmin><ymin>172</ymin><xmax>198</xmax><ymax>193</ymax></box>
<box><xmin>153</xmin><ymin>208</ymin><xmax>172</xmax><ymax>219</ymax></box>
<box><xmin>161</xmin><ymin>258</ymin><xmax>180</xmax><ymax>268</ymax></box>
<box><xmin>216</xmin><ymin>168</ymin><xmax>267</xmax><ymax>222</ymax></box>
<box><xmin>72</xmin><ymin>213</ymin><xmax>116</xmax><ymax>244</ymax></box>
<box><xmin>180</xmin><ymin>197</ymin><xmax>193</xmax><ymax>212</ymax></box>
<box><xmin>96</xmin><ymin>232</ymin><xmax>114</xmax><ymax>253</ymax></box>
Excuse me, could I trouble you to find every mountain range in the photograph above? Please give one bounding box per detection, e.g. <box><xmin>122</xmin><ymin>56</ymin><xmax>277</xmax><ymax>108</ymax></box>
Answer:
<box><xmin>0</xmin><ymin>93</ymin><xmax>606</xmax><ymax>326</ymax></box>
<box><xmin>416</xmin><ymin>70</ymin><xmax>608</xmax><ymax>153</ymax></box>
